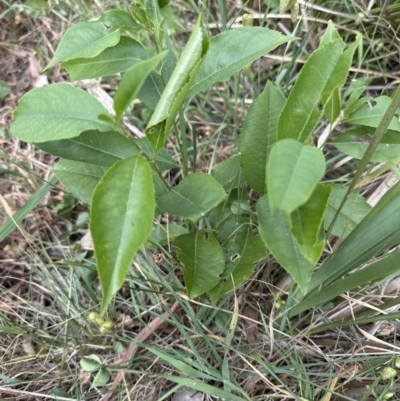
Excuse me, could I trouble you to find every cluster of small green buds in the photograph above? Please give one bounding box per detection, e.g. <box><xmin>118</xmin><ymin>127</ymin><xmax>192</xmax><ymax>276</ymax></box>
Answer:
<box><xmin>279</xmin><ymin>0</ymin><xmax>300</xmax><ymax>22</ymax></box>
<box><xmin>381</xmin><ymin>367</ymin><xmax>397</xmax><ymax>381</ymax></box>
<box><xmin>88</xmin><ymin>312</ymin><xmax>114</xmax><ymax>333</ymax></box>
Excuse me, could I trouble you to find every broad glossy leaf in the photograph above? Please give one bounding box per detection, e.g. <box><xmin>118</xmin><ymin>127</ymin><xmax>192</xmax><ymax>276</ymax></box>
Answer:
<box><xmin>145</xmin><ymin>18</ymin><xmax>209</xmax><ymax>152</ymax></box>
<box><xmin>239</xmin><ymin>81</ymin><xmax>286</xmax><ymax>194</ymax></box>
<box><xmin>52</xmin><ymin>160</ymin><xmax>107</xmax><ymax>204</ymax></box>
<box><xmin>11</xmin><ymin>84</ymin><xmax>114</xmax><ymax>142</ymax></box>
<box><xmin>157</xmin><ymin>173</ymin><xmax>226</xmax><ymax>222</ymax></box>
<box><xmin>332</xmin><ymin>127</ymin><xmax>400</xmax><ymax>162</ymax></box>
<box><xmin>309</xmin><ymin>181</ymin><xmax>400</xmax><ymax>293</ymax></box>
<box><xmin>324</xmin><ymin>87</ymin><xmax>341</xmax><ymax>124</ymax></box>
<box><xmin>289</xmin><ymin>249</ymin><xmax>400</xmax><ymax>316</ymax></box>
<box><xmin>188</xmin><ymin>27</ymin><xmax>293</xmax><ymax>97</ymax></box>
<box><xmin>212</xmin><ymin>156</ymin><xmax>241</xmax><ymax>191</ymax></box>
<box><xmin>100</xmin><ymin>9</ymin><xmax>141</xmax><ymax>30</ymax></box>
<box><xmin>90</xmin><ymin>156</ymin><xmax>155</xmax><ymax>314</ymax></box>
<box><xmin>277</xmin><ymin>40</ymin><xmax>344</xmax><ymax>142</ymax></box>
<box><xmin>324</xmin><ymin>184</ymin><xmax>371</xmax><ymax>238</ymax></box>
<box><xmin>257</xmin><ymin>195</ymin><xmax>314</xmax><ymax>293</ymax></box>
<box><xmin>267</xmin><ymin>139</ymin><xmax>326</xmax><ymax>214</ymax></box>
<box><xmin>345</xmin><ymin>96</ymin><xmax>400</xmax><ymax>131</ymax></box>
<box><xmin>209</xmin><ymin>229</ymin><xmax>266</xmax><ymax>303</ymax></box>
<box><xmin>62</xmin><ymin>36</ymin><xmax>147</xmax><ymax>81</ymax></box>
<box><xmin>319</xmin><ymin>20</ymin><xmax>341</xmax><ymax>46</ymax></box>
<box><xmin>290</xmin><ymin>184</ymin><xmax>331</xmax><ymax>263</ymax></box>
<box><xmin>36</xmin><ymin>130</ymin><xmax>139</xmax><ymax>166</ymax></box>
<box><xmin>174</xmin><ymin>230</ymin><xmax>225</xmax><ymax>298</ymax></box>
<box><xmin>47</xmin><ymin>21</ymin><xmax>120</xmax><ymax>69</ymax></box>
<box><xmin>114</xmin><ymin>51</ymin><xmax>167</xmax><ymax>120</ymax></box>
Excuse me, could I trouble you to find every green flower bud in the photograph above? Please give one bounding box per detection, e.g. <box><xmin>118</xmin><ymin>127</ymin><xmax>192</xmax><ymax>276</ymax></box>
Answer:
<box><xmin>381</xmin><ymin>367</ymin><xmax>397</xmax><ymax>380</ymax></box>
<box><xmin>395</xmin><ymin>356</ymin><xmax>400</xmax><ymax>368</ymax></box>
<box><xmin>95</xmin><ymin>317</ymin><xmax>105</xmax><ymax>326</ymax></box>
<box><xmin>291</xmin><ymin>2</ymin><xmax>300</xmax><ymax>22</ymax></box>
<box><xmin>383</xmin><ymin>392</ymin><xmax>394</xmax><ymax>399</ymax></box>
<box><xmin>88</xmin><ymin>312</ymin><xmax>100</xmax><ymax>323</ymax></box>
<box><xmin>99</xmin><ymin>320</ymin><xmax>114</xmax><ymax>334</ymax></box>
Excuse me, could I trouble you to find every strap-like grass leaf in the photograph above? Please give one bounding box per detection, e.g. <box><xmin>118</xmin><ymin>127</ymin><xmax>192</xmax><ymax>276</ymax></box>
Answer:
<box><xmin>157</xmin><ymin>173</ymin><xmax>226</xmax><ymax>223</ymax></box>
<box><xmin>114</xmin><ymin>51</ymin><xmax>167</xmax><ymax>120</ymax></box>
<box><xmin>145</xmin><ymin>17</ymin><xmax>209</xmax><ymax>152</ymax></box>
<box><xmin>46</xmin><ymin>21</ymin><xmax>120</xmax><ymax>69</ymax></box>
<box><xmin>309</xmin><ymin>181</ymin><xmax>400</xmax><ymax>293</ymax></box>
<box><xmin>62</xmin><ymin>36</ymin><xmax>147</xmax><ymax>81</ymax></box>
<box><xmin>90</xmin><ymin>156</ymin><xmax>155</xmax><ymax>314</ymax></box>
<box><xmin>257</xmin><ymin>195</ymin><xmax>315</xmax><ymax>294</ymax></box>
<box><xmin>239</xmin><ymin>81</ymin><xmax>286</xmax><ymax>194</ymax></box>
<box><xmin>324</xmin><ymin>183</ymin><xmax>371</xmax><ymax>238</ymax></box>
<box><xmin>277</xmin><ymin>39</ymin><xmax>344</xmax><ymax>143</ymax></box>
<box><xmin>11</xmin><ymin>84</ymin><xmax>114</xmax><ymax>143</ymax></box>
<box><xmin>267</xmin><ymin>139</ymin><xmax>326</xmax><ymax>214</ymax></box>
<box><xmin>174</xmin><ymin>230</ymin><xmax>224</xmax><ymax>299</ymax></box>
<box><xmin>36</xmin><ymin>130</ymin><xmax>139</xmax><ymax>166</ymax></box>
<box><xmin>188</xmin><ymin>27</ymin><xmax>294</xmax><ymax>97</ymax></box>
<box><xmin>52</xmin><ymin>160</ymin><xmax>108</xmax><ymax>204</ymax></box>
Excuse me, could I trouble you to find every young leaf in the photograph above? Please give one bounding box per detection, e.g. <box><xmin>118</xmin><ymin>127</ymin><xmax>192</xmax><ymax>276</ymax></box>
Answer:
<box><xmin>277</xmin><ymin>39</ymin><xmax>344</xmax><ymax>143</ymax></box>
<box><xmin>332</xmin><ymin>127</ymin><xmax>400</xmax><ymax>162</ymax></box>
<box><xmin>11</xmin><ymin>84</ymin><xmax>115</xmax><ymax>143</ymax></box>
<box><xmin>290</xmin><ymin>184</ymin><xmax>331</xmax><ymax>263</ymax></box>
<box><xmin>36</xmin><ymin>130</ymin><xmax>139</xmax><ymax>166</ymax></box>
<box><xmin>52</xmin><ymin>160</ymin><xmax>107</xmax><ymax>204</ymax></box>
<box><xmin>343</xmin><ymin>87</ymin><xmax>372</xmax><ymax>117</ymax></box>
<box><xmin>80</xmin><ymin>355</ymin><xmax>102</xmax><ymax>372</ymax></box>
<box><xmin>90</xmin><ymin>156</ymin><xmax>155</xmax><ymax>315</ymax></box>
<box><xmin>324</xmin><ymin>184</ymin><xmax>371</xmax><ymax>238</ymax></box>
<box><xmin>174</xmin><ymin>230</ymin><xmax>225</xmax><ymax>299</ymax></box>
<box><xmin>208</xmin><ymin>229</ymin><xmax>266</xmax><ymax>303</ymax></box>
<box><xmin>46</xmin><ymin>21</ymin><xmax>121</xmax><ymax>69</ymax></box>
<box><xmin>145</xmin><ymin>17</ymin><xmax>209</xmax><ymax>152</ymax></box>
<box><xmin>267</xmin><ymin>139</ymin><xmax>326</xmax><ymax>214</ymax></box>
<box><xmin>157</xmin><ymin>173</ymin><xmax>226</xmax><ymax>222</ymax></box>
<box><xmin>257</xmin><ymin>195</ymin><xmax>314</xmax><ymax>294</ymax></box>
<box><xmin>92</xmin><ymin>368</ymin><xmax>110</xmax><ymax>387</ymax></box>
<box><xmin>309</xmin><ymin>181</ymin><xmax>400</xmax><ymax>293</ymax></box>
<box><xmin>344</xmin><ymin>96</ymin><xmax>400</xmax><ymax>131</ymax></box>
<box><xmin>324</xmin><ymin>87</ymin><xmax>341</xmax><ymax>124</ymax></box>
<box><xmin>238</xmin><ymin>81</ymin><xmax>286</xmax><ymax>194</ymax></box>
<box><xmin>62</xmin><ymin>37</ymin><xmax>147</xmax><ymax>81</ymax></box>
<box><xmin>114</xmin><ymin>51</ymin><xmax>167</xmax><ymax>120</ymax></box>
<box><xmin>100</xmin><ymin>9</ymin><xmax>141</xmax><ymax>30</ymax></box>
<box><xmin>188</xmin><ymin>27</ymin><xmax>294</xmax><ymax>97</ymax></box>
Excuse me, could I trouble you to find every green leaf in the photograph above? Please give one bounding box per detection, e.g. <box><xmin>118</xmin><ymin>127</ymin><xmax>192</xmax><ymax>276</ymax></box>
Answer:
<box><xmin>62</xmin><ymin>36</ymin><xmax>147</xmax><ymax>81</ymax></box>
<box><xmin>290</xmin><ymin>184</ymin><xmax>331</xmax><ymax>263</ymax></box>
<box><xmin>289</xmin><ymin>249</ymin><xmax>400</xmax><ymax>316</ymax></box>
<box><xmin>188</xmin><ymin>27</ymin><xmax>294</xmax><ymax>97</ymax></box>
<box><xmin>92</xmin><ymin>368</ymin><xmax>110</xmax><ymax>387</ymax></box>
<box><xmin>239</xmin><ymin>81</ymin><xmax>286</xmax><ymax>194</ymax></box>
<box><xmin>209</xmin><ymin>229</ymin><xmax>266</xmax><ymax>303</ymax></box>
<box><xmin>319</xmin><ymin>20</ymin><xmax>341</xmax><ymax>45</ymax></box>
<box><xmin>147</xmin><ymin>224</ymin><xmax>188</xmax><ymax>247</ymax></box>
<box><xmin>157</xmin><ymin>173</ymin><xmax>226</xmax><ymax>223</ymax></box>
<box><xmin>344</xmin><ymin>96</ymin><xmax>400</xmax><ymax>131</ymax></box>
<box><xmin>80</xmin><ymin>355</ymin><xmax>102</xmax><ymax>372</ymax></box>
<box><xmin>343</xmin><ymin>87</ymin><xmax>372</xmax><ymax>118</ymax></box>
<box><xmin>114</xmin><ymin>51</ymin><xmax>167</xmax><ymax>120</ymax></box>
<box><xmin>267</xmin><ymin>139</ymin><xmax>326</xmax><ymax>214</ymax></box>
<box><xmin>324</xmin><ymin>87</ymin><xmax>341</xmax><ymax>124</ymax></box>
<box><xmin>90</xmin><ymin>156</ymin><xmax>155</xmax><ymax>315</ymax></box>
<box><xmin>11</xmin><ymin>84</ymin><xmax>114</xmax><ymax>143</ymax></box>
<box><xmin>212</xmin><ymin>156</ymin><xmax>241</xmax><ymax>191</ymax></box>
<box><xmin>0</xmin><ymin>80</ymin><xmax>10</xmax><ymax>99</ymax></box>
<box><xmin>161</xmin><ymin>4</ymin><xmax>185</xmax><ymax>31</ymax></box>
<box><xmin>277</xmin><ymin>39</ymin><xmax>344</xmax><ymax>142</ymax></box>
<box><xmin>174</xmin><ymin>230</ymin><xmax>225</xmax><ymax>298</ymax></box>
<box><xmin>309</xmin><ymin>181</ymin><xmax>400</xmax><ymax>293</ymax></box>
<box><xmin>46</xmin><ymin>21</ymin><xmax>121</xmax><ymax>69</ymax></box>
<box><xmin>324</xmin><ymin>184</ymin><xmax>371</xmax><ymax>238</ymax></box>
<box><xmin>332</xmin><ymin>126</ymin><xmax>400</xmax><ymax>162</ymax></box>
<box><xmin>136</xmin><ymin>136</ymin><xmax>178</xmax><ymax>171</ymax></box>
<box><xmin>100</xmin><ymin>9</ymin><xmax>141</xmax><ymax>30</ymax></box>
<box><xmin>36</xmin><ymin>130</ymin><xmax>139</xmax><ymax>166</ymax></box>
<box><xmin>257</xmin><ymin>195</ymin><xmax>314</xmax><ymax>294</ymax></box>
<box><xmin>52</xmin><ymin>160</ymin><xmax>107</xmax><ymax>204</ymax></box>
<box><xmin>145</xmin><ymin>17</ymin><xmax>209</xmax><ymax>152</ymax></box>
